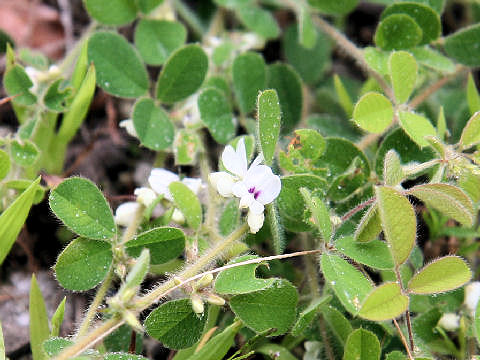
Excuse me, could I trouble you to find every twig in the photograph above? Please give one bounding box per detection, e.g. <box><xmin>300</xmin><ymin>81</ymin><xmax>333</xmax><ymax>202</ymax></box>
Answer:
<box><xmin>409</xmin><ymin>66</ymin><xmax>468</xmax><ymax>109</ymax></box>
<box><xmin>405</xmin><ymin>310</ymin><xmax>414</xmax><ymax>352</ymax></box>
<box><xmin>393</xmin><ymin>318</ymin><xmax>414</xmax><ymax>360</ymax></box>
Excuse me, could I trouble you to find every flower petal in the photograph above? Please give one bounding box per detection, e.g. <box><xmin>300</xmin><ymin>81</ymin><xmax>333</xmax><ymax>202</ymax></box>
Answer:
<box><xmin>243</xmin><ymin>164</ymin><xmax>274</xmax><ymax>190</ymax></box>
<box><xmin>182</xmin><ymin>177</ymin><xmax>203</xmax><ymax>195</ymax></box>
<box><xmin>239</xmin><ymin>193</ymin><xmax>255</xmax><ymax>209</ymax></box>
<box><xmin>249</xmin><ymin>200</ymin><xmax>264</xmax><ymax>214</ymax></box>
<box><xmin>209</xmin><ymin>172</ymin><xmax>236</xmax><ymax>197</ymax></box>
<box><xmin>256</xmin><ymin>174</ymin><xmax>281</xmax><ymax>205</ymax></box>
<box><xmin>115</xmin><ymin>202</ymin><xmax>140</xmax><ymax>227</ymax></box>
<box><xmin>247</xmin><ymin>211</ymin><xmax>265</xmax><ymax>233</ymax></box>
<box><xmin>148</xmin><ymin>168</ymin><xmax>179</xmax><ymax>201</ymax></box>
<box><xmin>134</xmin><ymin>187</ymin><xmax>157</xmax><ymax>207</ymax></box>
<box><xmin>222</xmin><ymin>139</ymin><xmax>247</xmax><ymax>178</ymax></box>
<box><xmin>119</xmin><ymin>119</ymin><xmax>138</xmax><ymax>138</ymax></box>
<box><xmin>232</xmin><ymin>181</ymin><xmax>249</xmax><ymax>198</ymax></box>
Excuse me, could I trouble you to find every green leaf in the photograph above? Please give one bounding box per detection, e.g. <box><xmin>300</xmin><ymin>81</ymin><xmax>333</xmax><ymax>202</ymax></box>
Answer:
<box><xmin>385</xmin><ymin>351</ymin><xmax>407</xmax><ymax>360</ymax></box>
<box><xmin>257</xmin><ymin>89</ymin><xmax>281</xmax><ymax>166</ymax></box>
<box><xmin>383</xmin><ymin>149</ymin><xmax>404</xmax><ymax>186</ymax></box>
<box><xmin>88</xmin><ymin>32</ymin><xmax>148</xmax><ymax>98</ymax></box>
<box><xmin>321</xmin><ymin>304</ymin><xmax>353</xmax><ymax>345</ymax></box>
<box><xmin>104</xmin><ymin>324</ymin><xmax>143</xmax><ymax>353</ymax></box>
<box><xmin>134</xmin><ymin>20</ymin><xmax>186</xmax><ymax>65</ymax></box>
<box><xmin>169</xmin><ymin>181</ymin><xmax>202</xmax><ymax>230</ymax></box>
<box><xmin>298</xmin><ymin>7</ymin><xmax>316</xmax><ymax>49</ymax></box>
<box><xmin>267</xmin><ymin>63</ymin><xmax>303</xmax><ymax>134</ymax></box>
<box><xmin>54</xmin><ymin>237</ymin><xmax>113</xmax><ymax>291</ymax></box>
<box><xmin>124</xmin><ymin>248</ymin><xmax>150</xmax><ymax>290</ymax></box>
<box><xmin>215</xmin><ymin>255</ymin><xmax>275</xmax><ymax>295</ymax></box>
<box><xmin>354</xmin><ymin>204</ymin><xmax>382</xmax><ymax>243</ymax></box>
<box><xmin>198</xmin><ymin>87</ymin><xmax>235</xmax><ymax>144</ymax></box>
<box><xmin>3</xmin><ymin>64</ymin><xmax>36</xmax><ymax>105</ymax></box>
<box><xmin>156</xmin><ymin>44</ymin><xmax>208</xmax><ymax>103</ymax></box>
<box><xmin>389</xmin><ymin>51</ymin><xmax>417</xmax><ymax>104</ymax></box>
<box><xmin>11</xmin><ymin>139</ymin><xmax>39</xmax><ymax>167</ymax></box>
<box><xmin>49</xmin><ymin>177</ymin><xmax>116</xmax><ymax>240</ymax></box>
<box><xmin>132</xmin><ymin>98</ymin><xmax>174</xmax><ymax>151</ymax></box>
<box><xmin>375</xmin><ymin>127</ymin><xmax>434</xmax><ymax>179</ymax></box>
<box><xmin>83</xmin><ymin>0</ymin><xmax>137</xmax><ymax>25</ymax></box>
<box><xmin>232</xmin><ymin>52</ymin><xmax>266</xmax><ymax>114</ymax></box>
<box><xmin>0</xmin><ymin>322</ymin><xmax>5</xmax><ymax>360</ymax></box>
<box><xmin>291</xmin><ymin>296</ymin><xmax>331</xmax><ymax>336</ymax></box>
<box><xmin>230</xmin><ymin>279</ymin><xmax>297</xmax><ymax>336</ymax></box>
<box><xmin>460</xmin><ymin>111</ymin><xmax>480</xmax><ymax>149</ymax></box>
<box><xmin>398</xmin><ymin>111</ymin><xmax>436</xmax><ymax>147</ymax></box>
<box><xmin>256</xmin><ymin>344</ymin><xmax>297</xmax><ymax>360</ymax></box>
<box><xmin>308</xmin><ymin>0</ymin><xmax>358</xmax><ymax>15</ymax></box>
<box><xmin>0</xmin><ymin>149</ymin><xmax>10</xmax><ymax>180</ymax></box>
<box><xmin>71</xmin><ymin>41</ymin><xmax>89</xmax><ymax>91</ymax></box>
<box><xmin>363</xmin><ymin>47</ymin><xmax>390</xmax><ymax>76</ymax></box>
<box><xmin>0</xmin><ymin>177</ymin><xmax>40</xmax><ymax>264</ymax></box>
<box><xmin>336</xmin><ymin>236</ymin><xmax>395</xmax><ymax>270</ymax></box>
<box><xmin>50</xmin><ymin>297</ymin><xmax>66</xmax><ymax>337</ymax></box>
<box><xmin>187</xmin><ymin>321</ymin><xmax>243</xmax><ymax>360</ymax></box>
<box><xmin>299</xmin><ymin>188</ymin><xmax>331</xmax><ymax>242</ymax></box>
<box><xmin>410</xmin><ymin>46</ymin><xmax>455</xmax><ymax>73</ymax></box>
<box><xmin>358</xmin><ymin>283</ymin><xmax>409</xmax><ymax>321</ymax></box>
<box><xmin>57</xmin><ymin>64</ymin><xmax>96</xmax><ymax>144</ymax></box>
<box><xmin>145</xmin><ymin>298</ymin><xmax>207</xmax><ymax>349</ymax></box>
<box><xmin>126</xmin><ymin>227</ymin><xmax>185</xmax><ymax>264</ymax></box>
<box><xmin>353</xmin><ymin>92</ymin><xmax>394</xmax><ymax>133</ymax></box>
<box><xmin>136</xmin><ymin>0</ymin><xmax>163</xmax><ymax>14</ymax></box>
<box><xmin>334</xmin><ymin>74</ymin><xmax>354</xmax><ymax>117</ymax></box>
<box><xmin>283</xmin><ymin>24</ymin><xmax>331</xmax><ymax>85</ymax></box>
<box><xmin>376</xmin><ymin>186</ymin><xmax>416</xmax><ymax>266</ymax></box>
<box><xmin>43</xmin><ymin>79</ymin><xmax>72</xmax><ymax>112</ymax></box>
<box><xmin>467</xmin><ymin>73</ymin><xmax>480</xmax><ymax>115</ymax></box>
<box><xmin>104</xmin><ymin>354</ymin><xmax>148</xmax><ymax>360</ymax></box>
<box><xmin>174</xmin><ymin>130</ymin><xmax>200</xmax><ymax>165</ymax></box>
<box><xmin>343</xmin><ymin>328</ymin><xmax>380</xmax><ymax>360</ymax></box>
<box><xmin>237</xmin><ymin>5</ymin><xmax>280</xmax><ymax>39</ymax></box>
<box><xmin>30</xmin><ymin>274</ymin><xmax>50</xmax><ymax>360</ymax></box>
<box><xmin>375</xmin><ymin>14</ymin><xmax>422</xmax><ymax>50</ymax></box>
<box><xmin>444</xmin><ymin>24</ymin><xmax>480</xmax><ymax>66</ymax></box>
<box><xmin>407</xmin><ymin>256</ymin><xmax>471</xmax><ymax>294</ymax></box>
<box><xmin>408</xmin><ymin>183</ymin><xmax>474</xmax><ymax>226</ymax></box>
<box><xmin>320</xmin><ymin>253</ymin><xmax>373</xmax><ymax>315</ymax></box>
<box><xmin>277</xmin><ymin>174</ymin><xmax>327</xmax><ymax>232</ymax></box>
<box><xmin>218</xmin><ymin>199</ymin><xmax>240</xmax><ymax>236</ymax></box>
<box><xmin>43</xmin><ymin>338</ymin><xmax>73</xmax><ymax>357</ymax></box>
<box><xmin>381</xmin><ymin>2</ymin><xmax>441</xmax><ymax>45</ymax></box>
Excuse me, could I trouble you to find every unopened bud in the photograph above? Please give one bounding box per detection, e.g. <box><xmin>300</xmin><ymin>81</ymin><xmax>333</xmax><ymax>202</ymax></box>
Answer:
<box><xmin>438</xmin><ymin>313</ymin><xmax>460</xmax><ymax>331</ymax></box>
<box><xmin>206</xmin><ymin>294</ymin><xmax>225</xmax><ymax>306</ymax></box>
<box><xmin>191</xmin><ymin>293</ymin><xmax>204</xmax><ymax>314</ymax></box>
<box><xmin>195</xmin><ymin>273</ymin><xmax>213</xmax><ymax>289</ymax></box>
<box><xmin>115</xmin><ymin>264</ymin><xmax>127</xmax><ymax>279</ymax></box>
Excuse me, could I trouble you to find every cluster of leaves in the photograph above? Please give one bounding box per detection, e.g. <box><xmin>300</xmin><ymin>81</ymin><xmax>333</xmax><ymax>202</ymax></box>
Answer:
<box><xmin>2</xmin><ymin>0</ymin><xmax>480</xmax><ymax>359</ymax></box>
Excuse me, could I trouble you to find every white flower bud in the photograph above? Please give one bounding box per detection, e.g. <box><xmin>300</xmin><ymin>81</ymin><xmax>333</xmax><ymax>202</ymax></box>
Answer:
<box><xmin>438</xmin><ymin>313</ymin><xmax>460</xmax><ymax>331</ymax></box>
<box><xmin>247</xmin><ymin>211</ymin><xmax>265</xmax><ymax>234</ymax></box>
<box><xmin>464</xmin><ymin>281</ymin><xmax>480</xmax><ymax>312</ymax></box>
<box><xmin>206</xmin><ymin>294</ymin><xmax>225</xmax><ymax>306</ymax></box>
<box><xmin>195</xmin><ymin>273</ymin><xmax>213</xmax><ymax>289</ymax></box>
<box><xmin>172</xmin><ymin>208</ymin><xmax>186</xmax><ymax>224</ymax></box>
<box><xmin>114</xmin><ymin>202</ymin><xmax>140</xmax><ymax>227</ymax></box>
<box><xmin>119</xmin><ymin>119</ymin><xmax>138</xmax><ymax>138</ymax></box>
<box><xmin>191</xmin><ymin>293</ymin><xmax>204</xmax><ymax>314</ymax></box>
<box><xmin>134</xmin><ymin>187</ymin><xmax>157</xmax><ymax>207</ymax></box>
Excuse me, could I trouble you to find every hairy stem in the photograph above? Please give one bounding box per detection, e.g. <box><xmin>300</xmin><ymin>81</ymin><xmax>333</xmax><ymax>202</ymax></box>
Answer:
<box><xmin>341</xmin><ymin>197</ymin><xmax>376</xmax><ymax>223</ymax></box>
<box><xmin>393</xmin><ymin>318</ymin><xmax>414</xmax><ymax>360</ymax></box>
<box><xmin>395</xmin><ymin>267</ymin><xmax>415</xmax><ymax>353</ymax></box>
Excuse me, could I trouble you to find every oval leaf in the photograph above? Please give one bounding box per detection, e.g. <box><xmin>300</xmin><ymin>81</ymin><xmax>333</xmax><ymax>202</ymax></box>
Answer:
<box><xmin>145</xmin><ymin>298</ymin><xmax>206</xmax><ymax>349</ymax></box>
<box><xmin>83</xmin><ymin>0</ymin><xmax>137</xmax><ymax>26</ymax></box>
<box><xmin>230</xmin><ymin>279</ymin><xmax>298</xmax><ymax>336</ymax></box>
<box><xmin>398</xmin><ymin>111</ymin><xmax>436</xmax><ymax>148</ymax></box>
<box><xmin>125</xmin><ymin>227</ymin><xmax>185</xmax><ymax>265</ymax></box>
<box><xmin>49</xmin><ymin>177</ymin><xmax>116</xmax><ymax>240</ymax></box>
<box><xmin>407</xmin><ymin>256</ymin><xmax>471</xmax><ymax>294</ymax></box>
<box><xmin>354</xmin><ymin>204</ymin><xmax>382</xmax><ymax>243</ymax></box>
<box><xmin>237</xmin><ymin>5</ymin><xmax>280</xmax><ymax>39</ymax></box>
<box><xmin>408</xmin><ymin>183</ymin><xmax>474</xmax><ymax>226</ymax></box>
<box><xmin>198</xmin><ymin>87</ymin><xmax>235</xmax><ymax>144</ymax></box>
<box><xmin>132</xmin><ymin>98</ymin><xmax>174</xmax><ymax>151</ymax></box>
<box><xmin>232</xmin><ymin>52</ymin><xmax>266</xmax><ymax>114</ymax></box>
<box><xmin>257</xmin><ymin>89</ymin><xmax>281</xmax><ymax>165</ymax></box>
<box><xmin>445</xmin><ymin>24</ymin><xmax>480</xmax><ymax>66</ymax></box>
<box><xmin>389</xmin><ymin>51</ymin><xmax>417</xmax><ymax>104</ymax></box>
<box><xmin>376</xmin><ymin>186</ymin><xmax>416</xmax><ymax>266</ymax></box>
<box><xmin>336</xmin><ymin>236</ymin><xmax>395</xmax><ymax>270</ymax></box>
<box><xmin>353</xmin><ymin>92</ymin><xmax>394</xmax><ymax>133</ymax></box>
<box><xmin>54</xmin><ymin>237</ymin><xmax>113</xmax><ymax>291</ymax></box>
<box><xmin>169</xmin><ymin>181</ymin><xmax>202</xmax><ymax>230</ymax></box>
<box><xmin>88</xmin><ymin>32</ymin><xmax>148</xmax><ymax>98</ymax></box>
<box><xmin>343</xmin><ymin>328</ymin><xmax>381</xmax><ymax>360</ymax></box>
<box><xmin>375</xmin><ymin>14</ymin><xmax>422</xmax><ymax>50</ymax></box>
<box><xmin>320</xmin><ymin>253</ymin><xmax>373</xmax><ymax>315</ymax></box>
<box><xmin>460</xmin><ymin>111</ymin><xmax>480</xmax><ymax>149</ymax></box>
<box><xmin>358</xmin><ymin>282</ymin><xmax>409</xmax><ymax>321</ymax></box>
<box><xmin>156</xmin><ymin>44</ymin><xmax>208</xmax><ymax>103</ymax></box>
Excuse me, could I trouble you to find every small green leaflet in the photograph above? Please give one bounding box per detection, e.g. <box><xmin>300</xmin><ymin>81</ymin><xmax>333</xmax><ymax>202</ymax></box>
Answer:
<box><xmin>257</xmin><ymin>89</ymin><xmax>281</xmax><ymax>166</ymax></box>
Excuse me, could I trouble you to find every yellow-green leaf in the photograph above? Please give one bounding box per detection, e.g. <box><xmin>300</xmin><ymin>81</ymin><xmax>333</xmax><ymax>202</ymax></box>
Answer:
<box><xmin>30</xmin><ymin>274</ymin><xmax>50</xmax><ymax>360</ymax></box>
<box><xmin>467</xmin><ymin>73</ymin><xmax>480</xmax><ymax>116</ymax></box>
<box><xmin>389</xmin><ymin>51</ymin><xmax>417</xmax><ymax>104</ymax></box>
<box><xmin>459</xmin><ymin>111</ymin><xmax>480</xmax><ymax>149</ymax></box>
<box><xmin>353</xmin><ymin>92</ymin><xmax>394</xmax><ymax>133</ymax></box>
<box><xmin>358</xmin><ymin>282</ymin><xmax>409</xmax><ymax>321</ymax></box>
<box><xmin>398</xmin><ymin>111</ymin><xmax>436</xmax><ymax>148</ymax></box>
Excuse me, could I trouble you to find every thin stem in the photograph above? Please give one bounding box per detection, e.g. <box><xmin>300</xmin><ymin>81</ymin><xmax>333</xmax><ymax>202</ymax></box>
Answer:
<box><xmin>341</xmin><ymin>197</ymin><xmax>376</xmax><ymax>223</ymax></box>
<box><xmin>119</xmin><ymin>204</ymin><xmax>145</xmax><ymax>246</ymax></box>
<box><xmin>405</xmin><ymin>310</ymin><xmax>415</xmax><ymax>352</ymax></box>
<box><xmin>54</xmin><ymin>318</ymin><xmax>124</xmax><ymax>360</ymax></box>
<box><xmin>312</xmin><ymin>16</ymin><xmax>395</xmax><ymax>101</ymax></box>
<box><xmin>301</xmin><ymin>234</ymin><xmax>320</xmax><ymax>296</ymax></box>
<box><xmin>409</xmin><ymin>66</ymin><xmax>468</xmax><ymax>109</ymax></box>
<box><xmin>393</xmin><ymin>318</ymin><xmax>414</xmax><ymax>360</ymax></box>
<box><xmin>75</xmin><ymin>269</ymin><xmax>114</xmax><ymax>338</ymax></box>
<box><xmin>319</xmin><ymin>316</ymin><xmax>335</xmax><ymax>360</ymax></box>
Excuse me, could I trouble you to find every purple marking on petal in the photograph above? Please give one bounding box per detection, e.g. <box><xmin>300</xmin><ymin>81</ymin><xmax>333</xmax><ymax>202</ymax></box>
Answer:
<box><xmin>248</xmin><ymin>187</ymin><xmax>255</xmax><ymax>194</ymax></box>
<box><xmin>254</xmin><ymin>190</ymin><xmax>261</xmax><ymax>200</ymax></box>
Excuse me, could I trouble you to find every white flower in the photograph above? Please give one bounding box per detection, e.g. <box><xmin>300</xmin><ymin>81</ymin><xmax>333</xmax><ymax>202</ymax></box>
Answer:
<box><xmin>119</xmin><ymin>119</ymin><xmax>138</xmax><ymax>138</ymax></box>
<box><xmin>464</xmin><ymin>281</ymin><xmax>480</xmax><ymax>312</ymax></box>
<box><xmin>134</xmin><ymin>187</ymin><xmax>157</xmax><ymax>207</ymax></box>
<box><xmin>148</xmin><ymin>168</ymin><xmax>202</xmax><ymax>201</ymax></box>
<box><xmin>115</xmin><ymin>202</ymin><xmax>140</xmax><ymax>227</ymax></box>
<box><xmin>438</xmin><ymin>313</ymin><xmax>460</xmax><ymax>331</ymax></box>
<box><xmin>209</xmin><ymin>138</ymin><xmax>281</xmax><ymax>233</ymax></box>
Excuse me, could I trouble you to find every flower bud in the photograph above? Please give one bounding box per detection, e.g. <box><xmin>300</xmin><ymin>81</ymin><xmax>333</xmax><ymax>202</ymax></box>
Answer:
<box><xmin>134</xmin><ymin>187</ymin><xmax>157</xmax><ymax>207</ymax></box>
<box><xmin>119</xmin><ymin>119</ymin><xmax>138</xmax><ymax>138</ymax></box>
<box><xmin>206</xmin><ymin>294</ymin><xmax>225</xmax><ymax>306</ymax></box>
<box><xmin>191</xmin><ymin>293</ymin><xmax>204</xmax><ymax>314</ymax></box>
<box><xmin>464</xmin><ymin>281</ymin><xmax>480</xmax><ymax>312</ymax></box>
<box><xmin>195</xmin><ymin>273</ymin><xmax>213</xmax><ymax>289</ymax></box>
<box><xmin>438</xmin><ymin>313</ymin><xmax>460</xmax><ymax>331</ymax></box>
<box><xmin>115</xmin><ymin>202</ymin><xmax>140</xmax><ymax>227</ymax></box>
